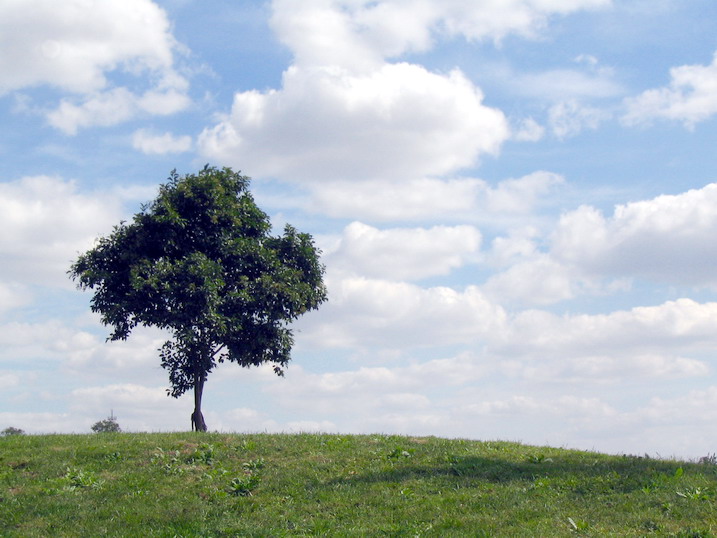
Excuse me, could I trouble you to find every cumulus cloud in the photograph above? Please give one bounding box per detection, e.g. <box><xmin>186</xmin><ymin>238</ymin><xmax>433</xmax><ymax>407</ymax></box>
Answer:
<box><xmin>300</xmin><ymin>277</ymin><xmax>508</xmax><ymax>349</ymax></box>
<box><xmin>551</xmin><ymin>183</ymin><xmax>717</xmax><ymax>286</ymax></box>
<box><xmin>624</xmin><ymin>51</ymin><xmax>717</xmax><ymax>127</ymax></box>
<box><xmin>271</xmin><ymin>0</ymin><xmax>610</xmax><ymax>69</ymax></box>
<box><xmin>485</xmin><ymin>171</ymin><xmax>564</xmax><ymax>213</ymax></box>
<box><xmin>199</xmin><ymin>63</ymin><xmax>508</xmax><ymax>183</ymax></box>
<box><xmin>482</xmin><ymin>254</ymin><xmax>577</xmax><ymax>305</ymax></box>
<box><xmin>0</xmin><ymin>0</ymin><xmax>189</xmax><ymax>132</ymax></box>
<box><xmin>0</xmin><ymin>176</ymin><xmax>124</xmax><ymax>287</ymax></box>
<box><xmin>201</xmin><ymin>0</ymin><xmax>610</xmax><ymax>185</ymax></box>
<box><xmin>500</xmin><ymin>299</ymin><xmax>717</xmax><ymax>360</ymax></box>
<box><xmin>132</xmin><ymin>128</ymin><xmax>193</xmax><ymax>155</ymax></box>
<box><xmin>327</xmin><ymin>222</ymin><xmax>482</xmax><ymax>281</ymax></box>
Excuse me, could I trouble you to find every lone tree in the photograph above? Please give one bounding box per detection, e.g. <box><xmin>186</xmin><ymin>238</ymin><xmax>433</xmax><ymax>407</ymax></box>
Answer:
<box><xmin>70</xmin><ymin>166</ymin><xmax>327</xmax><ymax>431</ymax></box>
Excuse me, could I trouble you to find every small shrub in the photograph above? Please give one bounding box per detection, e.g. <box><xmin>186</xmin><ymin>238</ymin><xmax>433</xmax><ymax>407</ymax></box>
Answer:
<box><xmin>1</xmin><ymin>426</ymin><xmax>24</xmax><ymax>436</ymax></box>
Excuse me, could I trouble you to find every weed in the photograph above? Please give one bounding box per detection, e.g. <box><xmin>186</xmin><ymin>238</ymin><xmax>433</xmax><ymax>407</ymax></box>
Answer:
<box><xmin>386</xmin><ymin>447</ymin><xmax>415</xmax><ymax>460</ymax></box>
<box><xmin>189</xmin><ymin>443</ymin><xmax>215</xmax><ymax>465</ymax></box>
<box><xmin>61</xmin><ymin>467</ymin><xmax>104</xmax><ymax>491</ymax></box>
<box><xmin>151</xmin><ymin>447</ymin><xmax>184</xmax><ymax>475</ymax></box>
<box><xmin>104</xmin><ymin>451</ymin><xmax>121</xmax><ymax>462</ymax></box>
<box><xmin>677</xmin><ymin>487</ymin><xmax>715</xmax><ymax>501</ymax></box>
<box><xmin>675</xmin><ymin>529</ymin><xmax>714</xmax><ymax>538</ymax></box>
<box><xmin>236</xmin><ymin>438</ymin><xmax>256</xmax><ymax>452</ymax></box>
<box><xmin>698</xmin><ymin>453</ymin><xmax>717</xmax><ymax>465</ymax></box>
<box><xmin>242</xmin><ymin>457</ymin><xmax>265</xmax><ymax>472</ymax></box>
<box><xmin>567</xmin><ymin>516</ymin><xmax>589</xmax><ymax>533</ymax></box>
<box><xmin>526</xmin><ymin>454</ymin><xmax>553</xmax><ymax>464</ymax></box>
<box><xmin>228</xmin><ymin>473</ymin><xmax>261</xmax><ymax>496</ymax></box>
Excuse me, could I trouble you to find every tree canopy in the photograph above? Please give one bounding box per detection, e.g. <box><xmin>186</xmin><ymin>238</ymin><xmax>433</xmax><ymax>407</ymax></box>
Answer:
<box><xmin>70</xmin><ymin>166</ymin><xmax>327</xmax><ymax>431</ymax></box>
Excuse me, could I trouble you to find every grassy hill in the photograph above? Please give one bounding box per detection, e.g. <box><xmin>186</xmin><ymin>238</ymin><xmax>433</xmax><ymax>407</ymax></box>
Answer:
<box><xmin>2</xmin><ymin>432</ymin><xmax>717</xmax><ymax>536</ymax></box>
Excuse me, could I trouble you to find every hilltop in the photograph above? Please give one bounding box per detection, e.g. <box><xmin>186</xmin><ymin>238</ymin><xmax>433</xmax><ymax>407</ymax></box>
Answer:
<box><xmin>2</xmin><ymin>432</ymin><xmax>717</xmax><ymax>536</ymax></box>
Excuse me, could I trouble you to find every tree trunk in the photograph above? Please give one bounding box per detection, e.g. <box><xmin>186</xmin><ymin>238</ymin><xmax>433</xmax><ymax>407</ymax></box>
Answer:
<box><xmin>191</xmin><ymin>374</ymin><xmax>208</xmax><ymax>432</ymax></box>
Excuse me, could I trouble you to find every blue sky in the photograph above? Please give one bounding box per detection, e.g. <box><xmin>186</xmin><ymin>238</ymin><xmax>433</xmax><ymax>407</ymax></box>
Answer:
<box><xmin>3</xmin><ymin>0</ymin><xmax>717</xmax><ymax>459</ymax></box>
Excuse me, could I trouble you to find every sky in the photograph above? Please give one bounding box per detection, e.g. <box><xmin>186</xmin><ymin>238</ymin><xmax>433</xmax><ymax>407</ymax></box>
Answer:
<box><xmin>2</xmin><ymin>0</ymin><xmax>717</xmax><ymax>459</ymax></box>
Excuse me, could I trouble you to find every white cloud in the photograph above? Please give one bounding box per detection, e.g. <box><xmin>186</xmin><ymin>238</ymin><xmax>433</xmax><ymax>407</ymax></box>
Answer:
<box><xmin>271</xmin><ymin>0</ymin><xmax>610</xmax><ymax>69</ymax></box>
<box><xmin>512</xmin><ymin>117</ymin><xmax>545</xmax><ymax>142</ymax></box>
<box><xmin>286</xmin><ymin>420</ymin><xmax>338</xmax><ymax>433</ymax></box>
<box><xmin>433</xmin><ymin>0</ymin><xmax>611</xmax><ymax>43</ymax></box>
<box><xmin>70</xmin><ymin>383</ymin><xmax>193</xmax><ymax>431</ymax></box>
<box><xmin>0</xmin><ymin>373</ymin><xmax>20</xmax><ymax>390</ymax></box>
<box><xmin>300</xmin><ymin>277</ymin><xmax>508</xmax><ymax>349</ymax></box>
<box><xmin>327</xmin><ymin>222</ymin><xmax>481</xmax><ymax>281</ymax></box>
<box><xmin>48</xmin><ymin>83</ymin><xmax>190</xmax><ymax>135</ymax></box>
<box><xmin>563</xmin><ymin>354</ymin><xmax>709</xmax><ymax>381</ymax></box>
<box><xmin>624</xmin><ymin>51</ymin><xmax>717</xmax><ymax>127</ymax></box>
<box><xmin>548</xmin><ymin>99</ymin><xmax>610</xmax><ymax>138</ymax></box>
<box><xmin>307</xmin><ymin>178</ymin><xmax>487</xmax><ymax>221</ymax></box>
<box><xmin>519</xmin><ymin>67</ymin><xmax>622</xmax><ymax>101</ymax></box>
<box><xmin>482</xmin><ymin>254</ymin><xmax>577</xmax><ymax>305</ymax></box>
<box><xmin>464</xmin><ymin>395</ymin><xmax>617</xmax><ymax>419</ymax></box>
<box><xmin>132</xmin><ymin>129</ymin><xmax>193</xmax><ymax>155</ymax></box>
<box><xmin>0</xmin><ymin>0</ymin><xmax>189</xmax><ymax>132</ymax></box>
<box><xmin>63</xmin><ymin>325</ymin><xmax>172</xmax><ymax>384</ymax></box>
<box><xmin>201</xmin><ymin>0</ymin><xmax>612</xmax><ymax>185</ymax></box>
<box><xmin>551</xmin><ymin>183</ymin><xmax>717</xmax><ymax>286</ymax></box>
<box><xmin>485</xmin><ymin>171</ymin><xmax>564</xmax><ymax>213</ymax></box>
<box><xmin>0</xmin><ymin>176</ymin><xmax>124</xmax><ymax>287</ymax></box>
<box><xmin>199</xmin><ymin>63</ymin><xmax>508</xmax><ymax>183</ymax></box>
<box><xmin>48</xmin><ymin>88</ymin><xmax>137</xmax><ymax>134</ymax></box>
<box><xmin>0</xmin><ymin>283</ymin><xmax>31</xmax><ymax>315</ymax></box>
<box><xmin>0</xmin><ymin>412</ymin><xmax>77</xmax><ymax>434</ymax></box>
<box><xmin>500</xmin><ymin>299</ymin><xmax>717</xmax><ymax>360</ymax></box>
<box><xmin>306</xmin><ymin>172</ymin><xmax>563</xmax><ymax>222</ymax></box>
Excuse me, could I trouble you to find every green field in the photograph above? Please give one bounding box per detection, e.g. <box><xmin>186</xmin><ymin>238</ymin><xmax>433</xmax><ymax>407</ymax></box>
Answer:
<box><xmin>2</xmin><ymin>432</ymin><xmax>716</xmax><ymax>536</ymax></box>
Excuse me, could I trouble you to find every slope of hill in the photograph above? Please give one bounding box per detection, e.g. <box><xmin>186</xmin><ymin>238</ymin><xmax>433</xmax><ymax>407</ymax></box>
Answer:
<box><xmin>2</xmin><ymin>432</ymin><xmax>716</xmax><ymax>536</ymax></box>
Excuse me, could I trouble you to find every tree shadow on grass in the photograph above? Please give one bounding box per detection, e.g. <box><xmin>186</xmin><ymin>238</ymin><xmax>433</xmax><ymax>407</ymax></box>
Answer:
<box><xmin>330</xmin><ymin>453</ymin><xmax>699</xmax><ymax>494</ymax></box>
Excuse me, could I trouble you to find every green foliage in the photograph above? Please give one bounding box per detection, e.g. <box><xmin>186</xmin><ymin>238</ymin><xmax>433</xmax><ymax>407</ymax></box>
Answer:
<box><xmin>3</xmin><ymin>432</ymin><xmax>717</xmax><ymax>536</ymax></box>
<box><xmin>69</xmin><ymin>166</ymin><xmax>327</xmax><ymax>429</ymax></box>
<box><xmin>60</xmin><ymin>467</ymin><xmax>104</xmax><ymax>492</ymax></box>
<box><xmin>90</xmin><ymin>414</ymin><xmax>121</xmax><ymax>433</ymax></box>
<box><xmin>189</xmin><ymin>442</ymin><xmax>215</xmax><ymax>465</ymax></box>
<box><xmin>1</xmin><ymin>427</ymin><xmax>24</xmax><ymax>436</ymax></box>
<box><xmin>228</xmin><ymin>472</ymin><xmax>262</xmax><ymax>496</ymax></box>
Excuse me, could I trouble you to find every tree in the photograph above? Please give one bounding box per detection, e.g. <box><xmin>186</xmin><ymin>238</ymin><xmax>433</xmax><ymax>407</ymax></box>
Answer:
<box><xmin>91</xmin><ymin>411</ymin><xmax>121</xmax><ymax>433</ymax></box>
<box><xmin>70</xmin><ymin>166</ymin><xmax>327</xmax><ymax>431</ymax></box>
<box><xmin>1</xmin><ymin>427</ymin><xmax>24</xmax><ymax>436</ymax></box>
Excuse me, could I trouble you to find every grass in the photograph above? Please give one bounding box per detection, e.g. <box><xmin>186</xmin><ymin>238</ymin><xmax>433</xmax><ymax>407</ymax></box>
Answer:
<box><xmin>2</xmin><ymin>432</ymin><xmax>717</xmax><ymax>536</ymax></box>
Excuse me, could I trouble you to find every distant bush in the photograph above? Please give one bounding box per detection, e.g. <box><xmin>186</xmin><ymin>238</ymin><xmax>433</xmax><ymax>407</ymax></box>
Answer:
<box><xmin>91</xmin><ymin>413</ymin><xmax>121</xmax><ymax>433</ymax></box>
<box><xmin>1</xmin><ymin>426</ymin><xmax>24</xmax><ymax>436</ymax></box>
